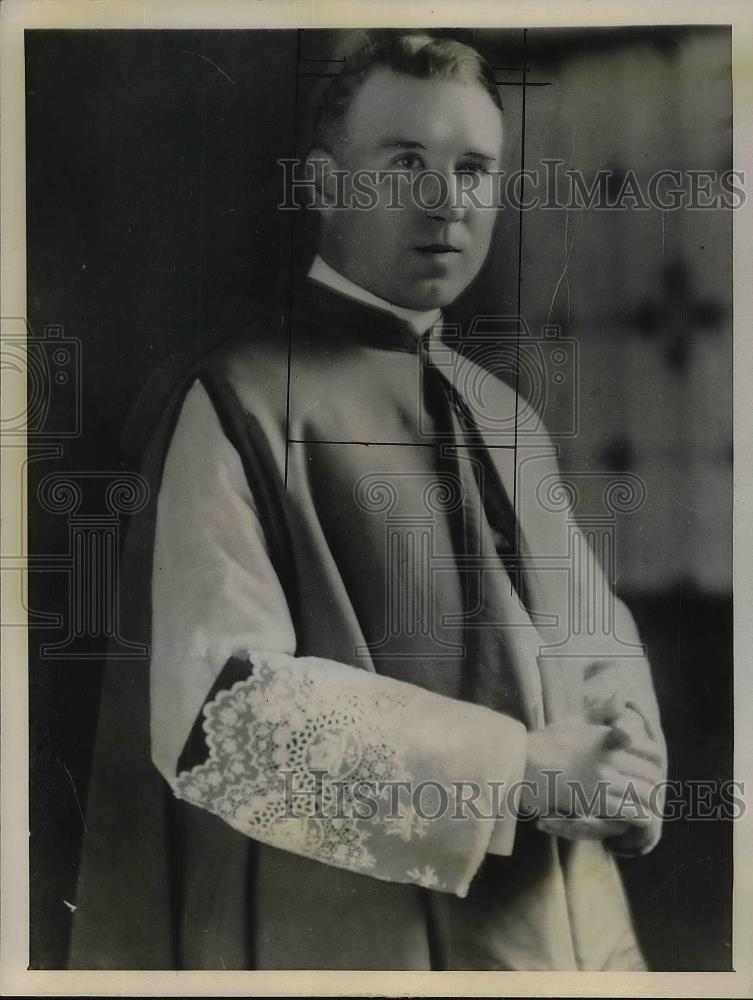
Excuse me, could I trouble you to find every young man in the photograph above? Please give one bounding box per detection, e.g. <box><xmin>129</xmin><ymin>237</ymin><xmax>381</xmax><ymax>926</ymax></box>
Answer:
<box><xmin>71</xmin><ymin>33</ymin><xmax>666</xmax><ymax>971</ymax></box>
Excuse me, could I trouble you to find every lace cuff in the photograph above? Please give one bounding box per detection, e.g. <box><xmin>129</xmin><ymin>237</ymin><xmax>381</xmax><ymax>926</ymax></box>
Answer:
<box><xmin>170</xmin><ymin>651</ymin><xmax>527</xmax><ymax>897</ymax></box>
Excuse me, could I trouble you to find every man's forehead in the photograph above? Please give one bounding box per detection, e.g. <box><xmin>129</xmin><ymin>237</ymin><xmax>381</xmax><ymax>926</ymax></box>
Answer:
<box><xmin>343</xmin><ymin>67</ymin><xmax>503</xmax><ymax>155</ymax></box>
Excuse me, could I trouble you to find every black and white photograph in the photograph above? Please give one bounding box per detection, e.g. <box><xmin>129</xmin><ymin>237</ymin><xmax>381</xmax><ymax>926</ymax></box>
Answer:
<box><xmin>1</xmin><ymin>0</ymin><xmax>751</xmax><ymax>994</ymax></box>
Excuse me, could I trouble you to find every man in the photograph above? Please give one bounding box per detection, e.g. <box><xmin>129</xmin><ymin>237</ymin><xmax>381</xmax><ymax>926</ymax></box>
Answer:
<box><xmin>70</xmin><ymin>32</ymin><xmax>666</xmax><ymax>971</ymax></box>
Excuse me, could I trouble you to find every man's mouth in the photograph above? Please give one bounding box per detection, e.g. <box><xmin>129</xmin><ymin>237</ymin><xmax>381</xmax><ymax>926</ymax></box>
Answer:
<box><xmin>415</xmin><ymin>244</ymin><xmax>462</xmax><ymax>254</ymax></box>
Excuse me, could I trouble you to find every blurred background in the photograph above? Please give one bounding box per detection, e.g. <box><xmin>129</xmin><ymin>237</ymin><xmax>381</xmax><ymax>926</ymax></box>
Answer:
<box><xmin>25</xmin><ymin>26</ymin><xmax>732</xmax><ymax>969</ymax></box>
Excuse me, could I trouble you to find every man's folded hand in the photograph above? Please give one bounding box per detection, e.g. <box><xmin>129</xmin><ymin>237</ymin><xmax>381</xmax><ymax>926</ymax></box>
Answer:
<box><xmin>519</xmin><ymin>694</ymin><xmax>666</xmax><ymax>847</ymax></box>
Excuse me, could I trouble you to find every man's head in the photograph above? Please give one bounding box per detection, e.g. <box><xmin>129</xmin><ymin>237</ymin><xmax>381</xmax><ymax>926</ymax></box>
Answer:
<box><xmin>307</xmin><ymin>33</ymin><xmax>503</xmax><ymax>310</ymax></box>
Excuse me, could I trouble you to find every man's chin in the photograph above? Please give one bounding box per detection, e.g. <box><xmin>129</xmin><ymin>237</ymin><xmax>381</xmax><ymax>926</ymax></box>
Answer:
<box><xmin>392</xmin><ymin>276</ymin><xmax>469</xmax><ymax>311</ymax></box>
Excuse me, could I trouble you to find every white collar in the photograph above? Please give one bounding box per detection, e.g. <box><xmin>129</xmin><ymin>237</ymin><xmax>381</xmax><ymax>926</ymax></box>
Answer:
<box><xmin>308</xmin><ymin>255</ymin><xmax>442</xmax><ymax>337</ymax></box>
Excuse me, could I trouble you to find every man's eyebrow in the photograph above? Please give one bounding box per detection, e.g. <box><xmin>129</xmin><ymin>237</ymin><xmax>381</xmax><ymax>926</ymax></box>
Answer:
<box><xmin>379</xmin><ymin>138</ymin><xmax>498</xmax><ymax>161</ymax></box>
<box><xmin>380</xmin><ymin>138</ymin><xmax>428</xmax><ymax>150</ymax></box>
<box><xmin>461</xmin><ymin>150</ymin><xmax>498</xmax><ymax>162</ymax></box>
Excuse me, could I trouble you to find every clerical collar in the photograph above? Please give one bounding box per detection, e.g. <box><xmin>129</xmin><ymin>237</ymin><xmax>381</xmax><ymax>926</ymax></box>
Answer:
<box><xmin>308</xmin><ymin>255</ymin><xmax>442</xmax><ymax>337</ymax></box>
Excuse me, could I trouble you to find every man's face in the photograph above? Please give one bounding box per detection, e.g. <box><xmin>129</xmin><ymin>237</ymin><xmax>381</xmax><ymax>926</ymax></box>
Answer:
<box><xmin>316</xmin><ymin>67</ymin><xmax>503</xmax><ymax>310</ymax></box>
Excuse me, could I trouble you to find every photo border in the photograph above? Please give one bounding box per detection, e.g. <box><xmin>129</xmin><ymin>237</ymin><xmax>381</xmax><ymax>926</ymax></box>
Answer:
<box><xmin>2</xmin><ymin>1</ymin><xmax>751</xmax><ymax>995</ymax></box>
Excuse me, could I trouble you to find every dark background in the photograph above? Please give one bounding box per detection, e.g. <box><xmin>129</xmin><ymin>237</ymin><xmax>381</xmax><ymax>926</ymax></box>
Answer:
<box><xmin>26</xmin><ymin>27</ymin><xmax>733</xmax><ymax>970</ymax></box>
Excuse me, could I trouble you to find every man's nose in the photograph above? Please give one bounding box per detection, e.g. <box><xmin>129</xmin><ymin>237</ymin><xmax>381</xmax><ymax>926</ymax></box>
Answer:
<box><xmin>422</xmin><ymin>172</ymin><xmax>467</xmax><ymax>224</ymax></box>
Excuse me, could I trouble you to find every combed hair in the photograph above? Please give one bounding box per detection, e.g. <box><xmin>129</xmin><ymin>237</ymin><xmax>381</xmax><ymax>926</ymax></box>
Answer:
<box><xmin>314</xmin><ymin>32</ymin><xmax>503</xmax><ymax>152</ymax></box>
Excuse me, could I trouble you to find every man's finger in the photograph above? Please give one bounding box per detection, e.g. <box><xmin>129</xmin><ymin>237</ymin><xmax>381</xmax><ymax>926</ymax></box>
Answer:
<box><xmin>624</xmin><ymin>700</ymin><xmax>658</xmax><ymax>743</ymax></box>
<box><xmin>608</xmin><ymin>748</ymin><xmax>665</xmax><ymax>785</ymax></box>
<box><xmin>584</xmin><ymin>692</ymin><xmax>625</xmax><ymax>726</ymax></box>
<box><xmin>603</xmin><ymin>776</ymin><xmax>657</xmax><ymax>821</ymax></box>
<box><xmin>604</xmin><ymin>709</ymin><xmax>665</xmax><ymax>766</ymax></box>
<box><xmin>607</xmin><ymin>727</ymin><xmax>665</xmax><ymax>766</ymax></box>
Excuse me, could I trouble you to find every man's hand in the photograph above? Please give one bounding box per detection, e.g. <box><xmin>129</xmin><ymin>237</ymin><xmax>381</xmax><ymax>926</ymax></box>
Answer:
<box><xmin>585</xmin><ymin>692</ymin><xmax>667</xmax><ymax>854</ymax></box>
<box><xmin>519</xmin><ymin>717</ymin><xmax>639</xmax><ymax>836</ymax></box>
<box><xmin>523</xmin><ymin>694</ymin><xmax>666</xmax><ymax>846</ymax></box>
<box><xmin>588</xmin><ymin>692</ymin><xmax>666</xmax><ymax>792</ymax></box>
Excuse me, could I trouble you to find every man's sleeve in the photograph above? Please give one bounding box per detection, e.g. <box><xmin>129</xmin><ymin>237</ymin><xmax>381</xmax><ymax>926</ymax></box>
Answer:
<box><xmin>150</xmin><ymin>379</ymin><xmax>528</xmax><ymax>898</ymax></box>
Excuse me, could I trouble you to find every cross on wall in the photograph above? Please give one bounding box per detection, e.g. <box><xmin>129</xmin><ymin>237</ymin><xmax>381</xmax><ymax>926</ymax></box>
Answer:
<box><xmin>628</xmin><ymin>257</ymin><xmax>727</xmax><ymax>373</ymax></box>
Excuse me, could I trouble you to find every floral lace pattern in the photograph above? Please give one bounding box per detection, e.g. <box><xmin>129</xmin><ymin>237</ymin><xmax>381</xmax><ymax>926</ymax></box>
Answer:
<box><xmin>172</xmin><ymin>654</ymin><xmax>457</xmax><ymax>888</ymax></box>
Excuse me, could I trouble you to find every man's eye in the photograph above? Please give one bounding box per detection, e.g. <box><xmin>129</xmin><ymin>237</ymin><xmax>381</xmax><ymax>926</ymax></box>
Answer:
<box><xmin>457</xmin><ymin>162</ymin><xmax>490</xmax><ymax>176</ymax></box>
<box><xmin>392</xmin><ymin>153</ymin><xmax>424</xmax><ymax>170</ymax></box>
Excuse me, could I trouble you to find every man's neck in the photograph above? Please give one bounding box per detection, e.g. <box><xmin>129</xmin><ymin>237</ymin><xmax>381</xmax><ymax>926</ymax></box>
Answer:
<box><xmin>307</xmin><ymin>255</ymin><xmax>442</xmax><ymax>336</ymax></box>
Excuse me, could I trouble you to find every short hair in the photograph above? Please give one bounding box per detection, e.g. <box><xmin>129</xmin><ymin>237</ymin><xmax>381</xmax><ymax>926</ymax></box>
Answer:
<box><xmin>313</xmin><ymin>32</ymin><xmax>503</xmax><ymax>152</ymax></box>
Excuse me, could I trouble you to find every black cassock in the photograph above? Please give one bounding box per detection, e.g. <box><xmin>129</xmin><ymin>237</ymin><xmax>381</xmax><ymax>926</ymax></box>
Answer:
<box><xmin>69</xmin><ymin>278</ymin><xmax>664</xmax><ymax>970</ymax></box>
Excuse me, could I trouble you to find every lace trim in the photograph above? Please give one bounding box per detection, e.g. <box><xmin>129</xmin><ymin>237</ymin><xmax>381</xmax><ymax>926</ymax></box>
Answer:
<box><xmin>172</xmin><ymin>654</ymin><xmax>446</xmax><ymax>888</ymax></box>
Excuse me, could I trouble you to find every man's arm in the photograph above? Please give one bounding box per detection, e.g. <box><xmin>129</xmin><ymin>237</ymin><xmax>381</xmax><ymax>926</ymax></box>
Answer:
<box><xmin>150</xmin><ymin>379</ymin><xmax>531</xmax><ymax>898</ymax></box>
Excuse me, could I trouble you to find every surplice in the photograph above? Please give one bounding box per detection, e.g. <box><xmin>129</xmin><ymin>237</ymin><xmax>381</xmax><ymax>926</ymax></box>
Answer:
<box><xmin>69</xmin><ymin>276</ymin><xmax>666</xmax><ymax>970</ymax></box>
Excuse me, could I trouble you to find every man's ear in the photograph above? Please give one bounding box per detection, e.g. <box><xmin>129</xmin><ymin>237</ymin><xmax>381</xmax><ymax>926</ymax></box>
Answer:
<box><xmin>304</xmin><ymin>145</ymin><xmax>341</xmax><ymax>213</ymax></box>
